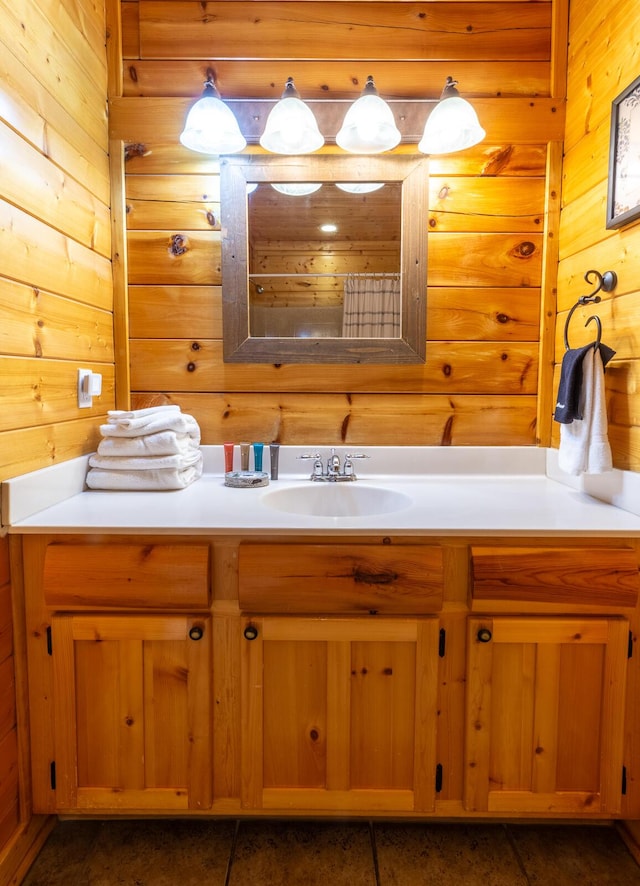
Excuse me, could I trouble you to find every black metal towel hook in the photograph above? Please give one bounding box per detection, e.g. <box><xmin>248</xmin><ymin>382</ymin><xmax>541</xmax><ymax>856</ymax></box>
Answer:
<box><xmin>563</xmin><ymin>269</ymin><xmax>616</xmax><ymax>351</ymax></box>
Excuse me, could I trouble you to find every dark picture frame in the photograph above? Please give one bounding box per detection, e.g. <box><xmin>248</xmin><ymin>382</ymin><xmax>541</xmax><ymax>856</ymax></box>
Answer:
<box><xmin>606</xmin><ymin>73</ymin><xmax>640</xmax><ymax>229</ymax></box>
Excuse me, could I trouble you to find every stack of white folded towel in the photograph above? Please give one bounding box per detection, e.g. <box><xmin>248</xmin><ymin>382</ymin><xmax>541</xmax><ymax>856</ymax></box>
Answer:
<box><xmin>86</xmin><ymin>405</ymin><xmax>203</xmax><ymax>490</ymax></box>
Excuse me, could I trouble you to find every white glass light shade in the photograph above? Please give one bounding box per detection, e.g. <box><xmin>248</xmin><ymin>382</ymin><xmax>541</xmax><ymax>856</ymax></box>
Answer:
<box><xmin>335</xmin><ymin>182</ymin><xmax>385</xmax><ymax>194</ymax></box>
<box><xmin>179</xmin><ymin>82</ymin><xmax>246</xmax><ymax>155</ymax></box>
<box><xmin>260</xmin><ymin>80</ymin><xmax>324</xmax><ymax>154</ymax></box>
<box><xmin>418</xmin><ymin>78</ymin><xmax>485</xmax><ymax>155</ymax></box>
<box><xmin>336</xmin><ymin>90</ymin><xmax>401</xmax><ymax>154</ymax></box>
<box><xmin>271</xmin><ymin>183</ymin><xmax>323</xmax><ymax>196</ymax></box>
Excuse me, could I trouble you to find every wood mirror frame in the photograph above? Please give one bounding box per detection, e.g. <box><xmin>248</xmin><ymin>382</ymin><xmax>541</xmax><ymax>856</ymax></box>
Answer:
<box><xmin>220</xmin><ymin>154</ymin><xmax>428</xmax><ymax>364</ymax></box>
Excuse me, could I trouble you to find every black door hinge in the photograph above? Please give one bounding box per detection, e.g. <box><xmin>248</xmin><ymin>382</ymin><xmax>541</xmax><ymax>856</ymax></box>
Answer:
<box><xmin>50</xmin><ymin>761</ymin><xmax>56</xmax><ymax>791</ymax></box>
<box><xmin>435</xmin><ymin>763</ymin><xmax>443</xmax><ymax>793</ymax></box>
<box><xmin>622</xmin><ymin>766</ymin><xmax>627</xmax><ymax>796</ymax></box>
<box><xmin>46</xmin><ymin>626</ymin><xmax>53</xmax><ymax>656</ymax></box>
<box><xmin>438</xmin><ymin>628</ymin><xmax>446</xmax><ymax>658</ymax></box>
<box><xmin>629</xmin><ymin>631</ymin><xmax>634</xmax><ymax>659</ymax></box>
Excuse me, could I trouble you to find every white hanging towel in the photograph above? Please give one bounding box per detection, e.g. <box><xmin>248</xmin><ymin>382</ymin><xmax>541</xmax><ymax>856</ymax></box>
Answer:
<box><xmin>558</xmin><ymin>347</ymin><xmax>613</xmax><ymax>475</ymax></box>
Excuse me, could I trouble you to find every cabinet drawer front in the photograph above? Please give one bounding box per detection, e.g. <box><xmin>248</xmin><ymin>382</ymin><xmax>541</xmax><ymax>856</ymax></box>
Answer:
<box><xmin>238</xmin><ymin>543</ymin><xmax>443</xmax><ymax>613</ymax></box>
<box><xmin>471</xmin><ymin>546</ymin><xmax>639</xmax><ymax>608</ymax></box>
<box><xmin>43</xmin><ymin>543</ymin><xmax>210</xmax><ymax>608</ymax></box>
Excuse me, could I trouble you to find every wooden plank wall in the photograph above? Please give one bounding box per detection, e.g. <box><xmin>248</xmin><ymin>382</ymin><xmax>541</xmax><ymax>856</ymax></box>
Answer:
<box><xmin>111</xmin><ymin>0</ymin><xmax>568</xmax><ymax>446</ymax></box>
<box><xmin>0</xmin><ymin>0</ymin><xmax>116</xmax><ymax>484</ymax></box>
<box><xmin>555</xmin><ymin>0</ymin><xmax>640</xmax><ymax>471</ymax></box>
<box><xmin>0</xmin><ymin>1</ymin><xmax>113</xmax><ymax>880</ymax></box>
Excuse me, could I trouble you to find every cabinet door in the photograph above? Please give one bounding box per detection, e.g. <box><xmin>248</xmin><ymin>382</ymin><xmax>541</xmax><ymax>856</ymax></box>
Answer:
<box><xmin>52</xmin><ymin>614</ymin><xmax>211</xmax><ymax>811</ymax></box>
<box><xmin>241</xmin><ymin>616</ymin><xmax>439</xmax><ymax>813</ymax></box>
<box><xmin>465</xmin><ymin>616</ymin><xmax>629</xmax><ymax>815</ymax></box>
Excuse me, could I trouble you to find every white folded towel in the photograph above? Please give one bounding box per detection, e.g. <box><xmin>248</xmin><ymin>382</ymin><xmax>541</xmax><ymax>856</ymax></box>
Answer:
<box><xmin>97</xmin><ymin>431</ymin><xmax>199</xmax><ymax>458</ymax></box>
<box><xmin>89</xmin><ymin>448</ymin><xmax>202</xmax><ymax>472</ymax></box>
<box><xmin>558</xmin><ymin>347</ymin><xmax>613</xmax><ymax>475</ymax></box>
<box><xmin>100</xmin><ymin>411</ymin><xmax>201</xmax><ymax>439</ymax></box>
<box><xmin>86</xmin><ymin>453</ymin><xmax>203</xmax><ymax>491</ymax></box>
<box><xmin>107</xmin><ymin>405</ymin><xmax>181</xmax><ymax>423</ymax></box>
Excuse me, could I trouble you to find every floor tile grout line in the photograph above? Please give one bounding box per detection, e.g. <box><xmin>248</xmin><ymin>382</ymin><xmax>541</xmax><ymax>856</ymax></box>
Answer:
<box><xmin>369</xmin><ymin>820</ymin><xmax>381</xmax><ymax>886</ymax></box>
<box><xmin>223</xmin><ymin>818</ymin><xmax>241</xmax><ymax>886</ymax></box>
<box><xmin>502</xmin><ymin>823</ymin><xmax>533</xmax><ymax>885</ymax></box>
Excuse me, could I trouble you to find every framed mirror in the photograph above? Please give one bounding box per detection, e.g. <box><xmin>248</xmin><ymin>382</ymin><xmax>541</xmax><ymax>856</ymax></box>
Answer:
<box><xmin>220</xmin><ymin>154</ymin><xmax>428</xmax><ymax>363</ymax></box>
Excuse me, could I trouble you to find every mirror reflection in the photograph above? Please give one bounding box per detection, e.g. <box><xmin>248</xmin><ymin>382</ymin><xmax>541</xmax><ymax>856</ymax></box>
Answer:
<box><xmin>247</xmin><ymin>182</ymin><xmax>402</xmax><ymax>340</ymax></box>
<box><xmin>220</xmin><ymin>155</ymin><xmax>427</xmax><ymax>364</ymax></box>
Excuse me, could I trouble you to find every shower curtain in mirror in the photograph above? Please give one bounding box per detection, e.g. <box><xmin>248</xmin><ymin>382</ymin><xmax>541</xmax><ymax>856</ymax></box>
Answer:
<box><xmin>341</xmin><ymin>274</ymin><xmax>401</xmax><ymax>338</ymax></box>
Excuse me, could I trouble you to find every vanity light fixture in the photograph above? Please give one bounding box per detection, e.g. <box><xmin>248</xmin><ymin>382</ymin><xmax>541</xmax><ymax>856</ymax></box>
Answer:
<box><xmin>260</xmin><ymin>77</ymin><xmax>325</xmax><ymax>154</ymax></box>
<box><xmin>418</xmin><ymin>76</ymin><xmax>486</xmax><ymax>155</ymax></box>
<box><xmin>271</xmin><ymin>183</ymin><xmax>323</xmax><ymax>196</ymax></box>
<box><xmin>179</xmin><ymin>75</ymin><xmax>246</xmax><ymax>154</ymax></box>
<box><xmin>335</xmin><ymin>182</ymin><xmax>385</xmax><ymax>194</ymax></box>
<box><xmin>336</xmin><ymin>76</ymin><xmax>401</xmax><ymax>154</ymax></box>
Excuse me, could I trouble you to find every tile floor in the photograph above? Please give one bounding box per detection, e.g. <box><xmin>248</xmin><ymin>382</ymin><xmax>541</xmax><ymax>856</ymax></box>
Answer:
<box><xmin>21</xmin><ymin>818</ymin><xmax>640</xmax><ymax>886</ymax></box>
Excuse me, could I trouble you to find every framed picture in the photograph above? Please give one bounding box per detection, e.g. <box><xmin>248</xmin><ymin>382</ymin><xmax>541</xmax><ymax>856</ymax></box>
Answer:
<box><xmin>606</xmin><ymin>74</ymin><xmax>640</xmax><ymax>229</ymax></box>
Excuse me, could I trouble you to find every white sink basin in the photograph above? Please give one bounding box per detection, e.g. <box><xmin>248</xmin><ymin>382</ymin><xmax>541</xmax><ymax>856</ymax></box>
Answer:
<box><xmin>262</xmin><ymin>483</ymin><xmax>413</xmax><ymax>517</ymax></box>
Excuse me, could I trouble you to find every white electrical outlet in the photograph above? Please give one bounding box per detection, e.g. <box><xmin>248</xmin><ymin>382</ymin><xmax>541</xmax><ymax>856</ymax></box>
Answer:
<box><xmin>77</xmin><ymin>369</ymin><xmax>102</xmax><ymax>408</ymax></box>
<box><xmin>78</xmin><ymin>369</ymin><xmax>92</xmax><ymax>408</ymax></box>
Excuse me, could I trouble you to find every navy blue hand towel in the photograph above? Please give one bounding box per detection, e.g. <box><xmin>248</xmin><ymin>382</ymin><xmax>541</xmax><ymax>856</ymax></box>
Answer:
<box><xmin>554</xmin><ymin>342</ymin><xmax>615</xmax><ymax>424</ymax></box>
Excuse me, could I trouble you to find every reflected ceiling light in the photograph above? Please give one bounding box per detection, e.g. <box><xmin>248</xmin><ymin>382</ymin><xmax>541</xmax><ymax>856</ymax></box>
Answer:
<box><xmin>320</xmin><ymin>223</ymin><xmax>338</xmax><ymax>233</ymax></box>
<box><xmin>418</xmin><ymin>76</ymin><xmax>485</xmax><ymax>155</ymax></box>
<box><xmin>179</xmin><ymin>75</ymin><xmax>246</xmax><ymax>154</ymax></box>
<box><xmin>260</xmin><ymin>77</ymin><xmax>324</xmax><ymax>154</ymax></box>
<box><xmin>336</xmin><ymin>76</ymin><xmax>401</xmax><ymax>154</ymax></box>
<box><xmin>335</xmin><ymin>182</ymin><xmax>385</xmax><ymax>194</ymax></box>
<box><xmin>246</xmin><ymin>182</ymin><xmax>258</xmax><ymax>194</ymax></box>
<box><xmin>271</xmin><ymin>183</ymin><xmax>323</xmax><ymax>196</ymax></box>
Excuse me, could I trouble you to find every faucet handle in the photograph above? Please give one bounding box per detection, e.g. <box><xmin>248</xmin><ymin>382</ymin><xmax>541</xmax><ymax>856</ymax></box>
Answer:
<box><xmin>344</xmin><ymin>453</ymin><xmax>370</xmax><ymax>460</ymax></box>
<box><xmin>298</xmin><ymin>453</ymin><xmax>323</xmax><ymax>478</ymax></box>
<box><xmin>343</xmin><ymin>453</ymin><xmax>370</xmax><ymax>478</ymax></box>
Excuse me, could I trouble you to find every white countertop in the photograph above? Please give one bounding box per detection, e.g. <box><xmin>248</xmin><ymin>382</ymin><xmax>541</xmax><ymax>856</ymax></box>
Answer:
<box><xmin>4</xmin><ymin>446</ymin><xmax>640</xmax><ymax>537</ymax></box>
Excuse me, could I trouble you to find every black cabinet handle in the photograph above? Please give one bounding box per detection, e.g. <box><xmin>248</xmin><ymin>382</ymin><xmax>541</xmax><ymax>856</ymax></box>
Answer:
<box><xmin>477</xmin><ymin>627</ymin><xmax>492</xmax><ymax>643</ymax></box>
<box><xmin>189</xmin><ymin>625</ymin><xmax>204</xmax><ymax>641</ymax></box>
<box><xmin>244</xmin><ymin>624</ymin><xmax>259</xmax><ymax>641</ymax></box>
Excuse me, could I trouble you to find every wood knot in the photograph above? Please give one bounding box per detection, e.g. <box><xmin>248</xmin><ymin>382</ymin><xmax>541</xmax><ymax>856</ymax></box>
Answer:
<box><xmin>169</xmin><ymin>234</ymin><xmax>188</xmax><ymax>256</ymax></box>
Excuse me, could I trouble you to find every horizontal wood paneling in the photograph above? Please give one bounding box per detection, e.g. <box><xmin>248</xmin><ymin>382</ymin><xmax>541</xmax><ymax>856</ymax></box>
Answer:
<box><xmin>119</xmin><ymin>0</ymin><xmax>560</xmax><ymax>446</ymax></box>
<box><xmin>0</xmin><ymin>0</ymin><xmax>115</xmax><ymax>483</ymax></box>
<box><xmin>0</xmin><ymin>122</ymin><xmax>111</xmax><ymax>258</ymax></box>
<box><xmin>554</xmin><ymin>0</ymin><xmax>640</xmax><ymax>470</ymax></box>
<box><xmin>131</xmin><ymin>391</ymin><xmax>537</xmax><ymax>446</ymax></box>
<box><xmin>119</xmin><ymin>0</ymin><xmax>564</xmax><ymax>445</ymax></box>
<box><xmin>122</xmin><ymin>60</ymin><xmax>551</xmax><ymax>100</ymax></box>
<box><xmin>130</xmin><ymin>340</ymin><xmax>538</xmax><ymax>394</ymax></box>
<box><xmin>136</xmin><ymin>2</ymin><xmax>552</xmax><ymax>64</ymax></box>
<box><xmin>0</xmin><ymin>358</ymin><xmax>115</xmax><ymax>432</ymax></box>
<box><xmin>0</xmin><ymin>200</ymin><xmax>113</xmax><ymax>310</ymax></box>
<box><xmin>0</xmin><ymin>0</ymin><xmax>107</xmax><ymax>145</ymax></box>
<box><xmin>0</xmin><ymin>279</ymin><xmax>115</xmax><ymax>363</ymax></box>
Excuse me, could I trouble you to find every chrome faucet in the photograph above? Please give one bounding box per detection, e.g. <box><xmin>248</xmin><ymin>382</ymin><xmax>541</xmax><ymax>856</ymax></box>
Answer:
<box><xmin>299</xmin><ymin>449</ymin><xmax>370</xmax><ymax>482</ymax></box>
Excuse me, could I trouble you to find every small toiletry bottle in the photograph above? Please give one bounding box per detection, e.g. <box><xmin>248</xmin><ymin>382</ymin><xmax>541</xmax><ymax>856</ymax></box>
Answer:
<box><xmin>253</xmin><ymin>442</ymin><xmax>264</xmax><ymax>472</ymax></box>
<box><xmin>223</xmin><ymin>442</ymin><xmax>234</xmax><ymax>473</ymax></box>
<box><xmin>269</xmin><ymin>443</ymin><xmax>280</xmax><ymax>480</ymax></box>
<box><xmin>240</xmin><ymin>442</ymin><xmax>250</xmax><ymax>471</ymax></box>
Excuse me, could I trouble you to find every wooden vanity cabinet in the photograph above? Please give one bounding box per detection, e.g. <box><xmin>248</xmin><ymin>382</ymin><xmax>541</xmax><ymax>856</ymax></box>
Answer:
<box><xmin>466</xmin><ymin>545</ymin><xmax>640</xmax><ymax>817</ymax></box>
<box><xmin>51</xmin><ymin>612</ymin><xmax>212</xmax><ymax>811</ymax></box>
<box><xmin>240</xmin><ymin>614</ymin><xmax>440</xmax><ymax>813</ymax></box>
<box><xmin>465</xmin><ymin>614</ymin><xmax>629</xmax><ymax>815</ymax></box>
<box><xmin>238</xmin><ymin>541</ymin><xmax>443</xmax><ymax>812</ymax></box>
<box><xmin>19</xmin><ymin>534</ymin><xmax>640</xmax><ymax>821</ymax></box>
<box><xmin>22</xmin><ymin>536</ymin><xmax>213</xmax><ymax>813</ymax></box>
